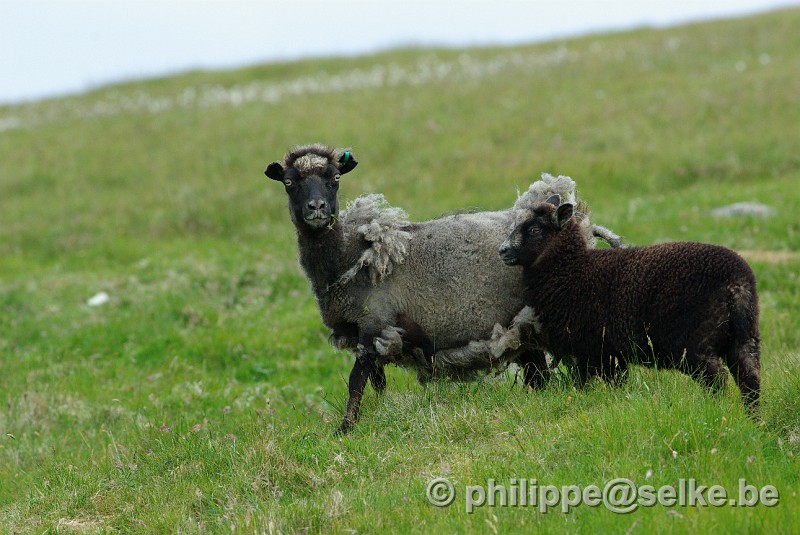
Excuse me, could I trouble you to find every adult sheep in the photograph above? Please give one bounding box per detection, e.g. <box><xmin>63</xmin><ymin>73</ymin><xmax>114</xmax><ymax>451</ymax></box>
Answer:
<box><xmin>498</xmin><ymin>196</ymin><xmax>760</xmax><ymax>411</ymax></box>
<box><xmin>265</xmin><ymin>144</ymin><xmax>621</xmax><ymax>433</ymax></box>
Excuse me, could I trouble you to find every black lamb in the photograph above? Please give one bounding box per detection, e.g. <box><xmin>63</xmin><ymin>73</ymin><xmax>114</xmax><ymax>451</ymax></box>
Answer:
<box><xmin>499</xmin><ymin>195</ymin><xmax>761</xmax><ymax>411</ymax></box>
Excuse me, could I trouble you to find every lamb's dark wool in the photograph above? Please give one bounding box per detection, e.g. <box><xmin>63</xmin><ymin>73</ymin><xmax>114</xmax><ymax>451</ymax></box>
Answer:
<box><xmin>501</xmin><ymin>199</ymin><xmax>761</xmax><ymax>410</ymax></box>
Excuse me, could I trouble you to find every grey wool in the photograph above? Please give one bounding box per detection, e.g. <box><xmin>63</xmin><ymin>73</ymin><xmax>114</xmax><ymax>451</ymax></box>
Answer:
<box><xmin>336</xmin><ymin>194</ymin><xmax>413</xmax><ymax>286</ymax></box>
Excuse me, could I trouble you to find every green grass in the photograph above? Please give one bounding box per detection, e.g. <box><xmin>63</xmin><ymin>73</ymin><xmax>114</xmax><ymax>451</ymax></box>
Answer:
<box><xmin>1</xmin><ymin>8</ymin><xmax>799</xmax><ymax>533</ymax></box>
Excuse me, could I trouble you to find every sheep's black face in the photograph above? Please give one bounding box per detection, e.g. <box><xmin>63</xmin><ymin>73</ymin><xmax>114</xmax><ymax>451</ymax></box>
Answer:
<box><xmin>265</xmin><ymin>147</ymin><xmax>358</xmax><ymax>231</ymax></box>
<box><xmin>499</xmin><ymin>201</ymin><xmax>574</xmax><ymax>266</ymax></box>
<box><xmin>281</xmin><ymin>165</ymin><xmax>341</xmax><ymax>230</ymax></box>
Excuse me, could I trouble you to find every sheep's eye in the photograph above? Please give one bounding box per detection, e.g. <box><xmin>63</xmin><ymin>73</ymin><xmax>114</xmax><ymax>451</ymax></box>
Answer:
<box><xmin>283</xmin><ymin>179</ymin><xmax>292</xmax><ymax>187</ymax></box>
<box><xmin>333</xmin><ymin>174</ymin><xmax>341</xmax><ymax>183</ymax></box>
<box><xmin>527</xmin><ymin>224</ymin><xmax>541</xmax><ymax>235</ymax></box>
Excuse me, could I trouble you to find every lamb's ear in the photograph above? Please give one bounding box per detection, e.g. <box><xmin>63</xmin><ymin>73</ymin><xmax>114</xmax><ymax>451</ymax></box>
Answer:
<box><xmin>545</xmin><ymin>194</ymin><xmax>561</xmax><ymax>206</ymax></box>
<box><xmin>556</xmin><ymin>203</ymin><xmax>574</xmax><ymax>228</ymax></box>
<box><xmin>338</xmin><ymin>150</ymin><xmax>358</xmax><ymax>174</ymax></box>
<box><xmin>264</xmin><ymin>162</ymin><xmax>285</xmax><ymax>181</ymax></box>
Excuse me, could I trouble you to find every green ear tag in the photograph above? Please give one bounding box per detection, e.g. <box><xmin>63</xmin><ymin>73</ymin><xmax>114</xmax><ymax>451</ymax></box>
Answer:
<box><xmin>341</xmin><ymin>151</ymin><xmax>351</xmax><ymax>165</ymax></box>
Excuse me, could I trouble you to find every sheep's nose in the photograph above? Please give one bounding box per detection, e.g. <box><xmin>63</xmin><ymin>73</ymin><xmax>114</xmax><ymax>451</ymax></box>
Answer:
<box><xmin>498</xmin><ymin>243</ymin><xmax>510</xmax><ymax>256</ymax></box>
<box><xmin>307</xmin><ymin>199</ymin><xmax>327</xmax><ymax>211</ymax></box>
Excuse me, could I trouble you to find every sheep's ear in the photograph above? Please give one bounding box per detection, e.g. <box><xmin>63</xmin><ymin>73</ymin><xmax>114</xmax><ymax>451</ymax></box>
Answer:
<box><xmin>264</xmin><ymin>162</ymin><xmax>285</xmax><ymax>181</ymax></box>
<box><xmin>338</xmin><ymin>150</ymin><xmax>358</xmax><ymax>174</ymax></box>
<box><xmin>556</xmin><ymin>203</ymin><xmax>574</xmax><ymax>227</ymax></box>
<box><xmin>545</xmin><ymin>194</ymin><xmax>561</xmax><ymax>206</ymax></box>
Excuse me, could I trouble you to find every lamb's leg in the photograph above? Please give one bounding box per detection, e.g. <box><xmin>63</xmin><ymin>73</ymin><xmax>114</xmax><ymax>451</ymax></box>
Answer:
<box><xmin>599</xmin><ymin>354</ymin><xmax>628</xmax><ymax>386</ymax></box>
<box><xmin>609</xmin><ymin>356</ymin><xmax>629</xmax><ymax>387</ymax></box>
<box><xmin>687</xmin><ymin>353</ymin><xmax>726</xmax><ymax>394</ymax></box>
<box><xmin>516</xmin><ymin>349</ymin><xmax>550</xmax><ymax>389</ymax></box>
<box><xmin>725</xmin><ymin>337</ymin><xmax>761</xmax><ymax>413</ymax></box>
<box><xmin>724</xmin><ymin>283</ymin><xmax>761</xmax><ymax>413</ymax></box>
<box><xmin>572</xmin><ymin>356</ymin><xmax>591</xmax><ymax>388</ymax></box>
<box><xmin>570</xmin><ymin>349</ymin><xmax>612</xmax><ymax>387</ymax></box>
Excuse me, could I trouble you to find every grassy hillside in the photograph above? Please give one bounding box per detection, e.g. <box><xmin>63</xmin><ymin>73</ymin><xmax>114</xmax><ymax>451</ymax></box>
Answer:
<box><xmin>1</xmin><ymin>8</ymin><xmax>799</xmax><ymax>533</ymax></box>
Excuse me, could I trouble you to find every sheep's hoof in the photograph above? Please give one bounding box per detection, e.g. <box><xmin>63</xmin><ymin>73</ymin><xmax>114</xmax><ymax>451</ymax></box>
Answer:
<box><xmin>335</xmin><ymin>419</ymin><xmax>355</xmax><ymax>436</ymax></box>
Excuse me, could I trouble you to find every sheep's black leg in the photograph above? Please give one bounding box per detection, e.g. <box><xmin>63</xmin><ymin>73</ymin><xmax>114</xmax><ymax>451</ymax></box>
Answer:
<box><xmin>517</xmin><ymin>350</ymin><xmax>550</xmax><ymax>389</ymax></box>
<box><xmin>338</xmin><ymin>328</ymin><xmax>385</xmax><ymax>434</ymax></box>
<box><xmin>337</xmin><ymin>354</ymin><xmax>375</xmax><ymax>434</ymax></box>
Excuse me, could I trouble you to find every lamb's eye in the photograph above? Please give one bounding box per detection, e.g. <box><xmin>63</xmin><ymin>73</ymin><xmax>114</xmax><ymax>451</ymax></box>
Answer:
<box><xmin>527</xmin><ymin>225</ymin><xmax>540</xmax><ymax>235</ymax></box>
<box><xmin>333</xmin><ymin>174</ymin><xmax>341</xmax><ymax>183</ymax></box>
<box><xmin>283</xmin><ymin>179</ymin><xmax>292</xmax><ymax>187</ymax></box>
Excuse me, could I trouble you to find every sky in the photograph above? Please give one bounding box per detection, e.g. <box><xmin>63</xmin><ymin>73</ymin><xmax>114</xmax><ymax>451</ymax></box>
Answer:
<box><xmin>1</xmin><ymin>0</ymin><xmax>796</xmax><ymax>104</ymax></box>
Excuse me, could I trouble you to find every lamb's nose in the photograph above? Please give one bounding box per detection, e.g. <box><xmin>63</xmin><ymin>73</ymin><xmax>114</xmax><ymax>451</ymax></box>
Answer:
<box><xmin>307</xmin><ymin>199</ymin><xmax>327</xmax><ymax>211</ymax></box>
<box><xmin>499</xmin><ymin>244</ymin><xmax>510</xmax><ymax>256</ymax></box>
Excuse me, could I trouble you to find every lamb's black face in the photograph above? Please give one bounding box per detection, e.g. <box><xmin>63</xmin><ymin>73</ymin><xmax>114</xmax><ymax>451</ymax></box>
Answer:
<box><xmin>499</xmin><ymin>202</ymin><xmax>573</xmax><ymax>266</ymax></box>
<box><xmin>499</xmin><ymin>209</ymin><xmax>552</xmax><ymax>266</ymax></box>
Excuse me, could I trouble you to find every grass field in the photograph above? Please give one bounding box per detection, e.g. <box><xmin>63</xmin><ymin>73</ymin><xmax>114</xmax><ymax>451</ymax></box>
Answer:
<box><xmin>1</xmin><ymin>8</ymin><xmax>799</xmax><ymax>533</ymax></box>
